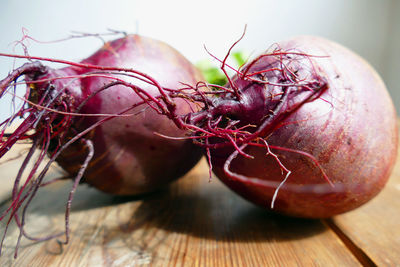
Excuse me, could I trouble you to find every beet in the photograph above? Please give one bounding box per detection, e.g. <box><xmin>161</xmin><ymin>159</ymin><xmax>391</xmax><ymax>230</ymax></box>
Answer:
<box><xmin>0</xmin><ymin>34</ymin><xmax>203</xmax><ymax>254</ymax></box>
<box><xmin>2</xmin><ymin>34</ymin><xmax>203</xmax><ymax>195</ymax></box>
<box><xmin>207</xmin><ymin>36</ymin><xmax>398</xmax><ymax>218</ymax></box>
<box><xmin>51</xmin><ymin>35</ymin><xmax>204</xmax><ymax>195</ymax></box>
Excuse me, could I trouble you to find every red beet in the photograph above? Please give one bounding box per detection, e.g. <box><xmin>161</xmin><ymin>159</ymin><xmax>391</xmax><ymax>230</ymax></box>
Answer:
<box><xmin>207</xmin><ymin>36</ymin><xmax>398</xmax><ymax>218</ymax></box>
<box><xmin>0</xmin><ymin>34</ymin><xmax>202</xmax><ymax>254</ymax></box>
<box><xmin>51</xmin><ymin>35</ymin><xmax>204</xmax><ymax>195</ymax></box>
<box><xmin>2</xmin><ymin>34</ymin><xmax>203</xmax><ymax>195</ymax></box>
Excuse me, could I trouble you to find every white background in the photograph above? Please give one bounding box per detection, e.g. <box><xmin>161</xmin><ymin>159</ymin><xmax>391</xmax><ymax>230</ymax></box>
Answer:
<box><xmin>1</xmin><ymin>0</ymin><xmax>399</xmax><ymax>120</ymax></box>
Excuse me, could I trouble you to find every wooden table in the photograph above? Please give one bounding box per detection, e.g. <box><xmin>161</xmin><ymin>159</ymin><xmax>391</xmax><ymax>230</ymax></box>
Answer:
<box><xmin>0</xmin><ymin>128</ymin><xmax>399</xmax><ymax>267</ymax></box>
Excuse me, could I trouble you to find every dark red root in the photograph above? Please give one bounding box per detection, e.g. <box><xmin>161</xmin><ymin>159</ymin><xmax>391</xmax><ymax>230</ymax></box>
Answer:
<box><xmin>0</xmin><ymin>102</ymin><xmax>116</xmax><ymax>257</ymax></box>
<box><xmin>60</xmin><ymin>139</ymin><xmax>93</xmax><ymax>246</ymax></box>
<box><xmin>218</xmin><ymin>25</ymin><xmax>247</xmax><ymax>98</ymax></box>
<box><xmin>9</xmin><ymin>140</ymin><xmax>93</xmax><ymax>258</ymax></box>
<box><xmin>222</xmin><ymin>143</ymin><xmax>343</xmax><ymax>208</ymax></box>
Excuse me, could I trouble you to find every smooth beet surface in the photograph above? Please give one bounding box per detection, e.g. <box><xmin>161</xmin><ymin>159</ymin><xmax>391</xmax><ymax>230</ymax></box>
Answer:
<box><xmin>51</xmin><ymin>35</ymin><xmax>204</xmax><ymax>195</ymax></box>
<box><xmin>209</xmin><ymin>36</ymin><xmax>398</xmax><ymax>218</ymax></box>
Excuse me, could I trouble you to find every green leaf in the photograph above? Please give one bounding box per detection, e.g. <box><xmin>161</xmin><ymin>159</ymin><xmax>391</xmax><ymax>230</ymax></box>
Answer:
<box><xmin>196</xmin><ymin>60</ymin><xmax>227</xmax><ymax>86</ymax></box>
<box><xmin>196</xmin><ymin>50</ymin><xmax>248</xmax><ymax>85</ymax></box>
<box><xmin>232</xmin><ymin>51</ymin><xmax>247</xmax><ymax>67</ymax></box>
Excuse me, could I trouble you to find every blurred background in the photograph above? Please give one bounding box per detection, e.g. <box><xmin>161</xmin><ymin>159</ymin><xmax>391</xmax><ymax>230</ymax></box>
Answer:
<box><xmin>1</xmin><ymin>0</ymin><xmax>399</xmax><ymax>120</ymax></box>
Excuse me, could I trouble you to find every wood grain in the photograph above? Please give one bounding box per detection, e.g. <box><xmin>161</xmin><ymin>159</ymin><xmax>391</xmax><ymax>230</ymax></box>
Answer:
<box><xmin>0</xmin><ymin>143</ymin><xmax>30</xmax><ymax>203</ymax></box>
<box><xmin>0</xmin><ymin>158</ymin><xmax>361</xmax><ymax>266</ymax></box>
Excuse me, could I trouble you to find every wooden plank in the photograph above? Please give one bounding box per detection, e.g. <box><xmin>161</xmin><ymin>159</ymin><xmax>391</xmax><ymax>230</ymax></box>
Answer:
<box><xmin>0</xmin><ymin>143</ymin><xmax>30</xmax><ymax>202</ymax></box>
<box><xmin>0</xmin><ymin>153</ymin><xmax>361</xmax><ymax>266</ymax></box>
<box><xmin>0</xmin><ymin>144</ymin><xmax>65</xmax><ymax>203</ymax></box>
<box><xmin>326</xmin><ymin>123</ymin><xmax>400</xmax><ymax>267</ymax></box>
